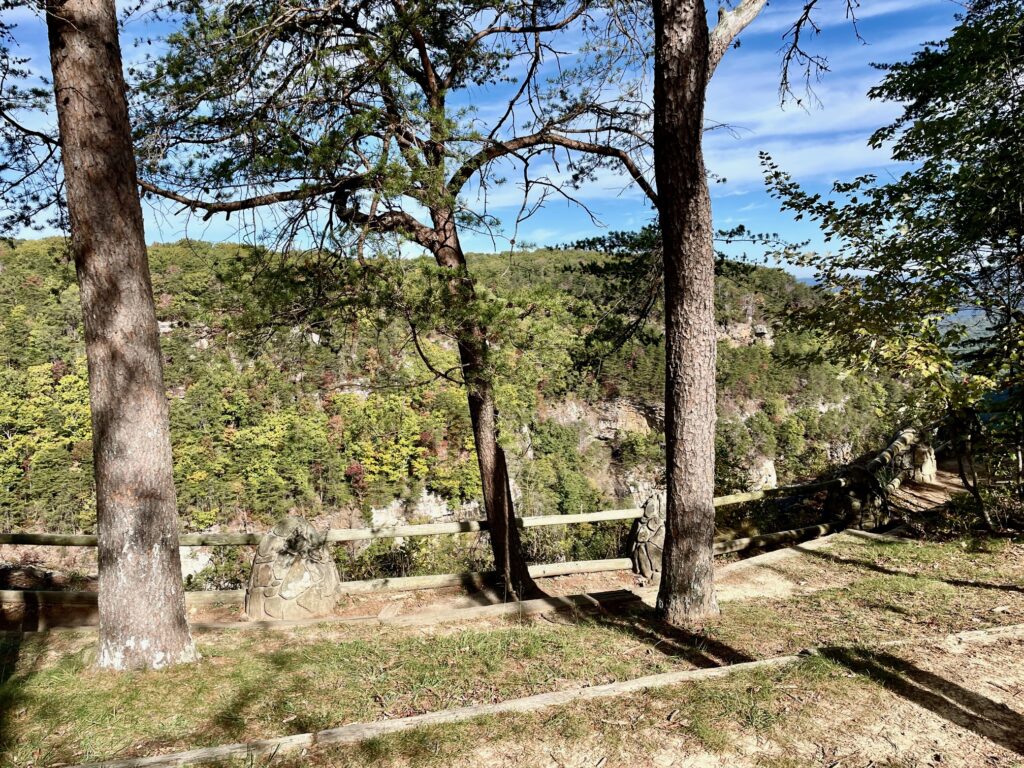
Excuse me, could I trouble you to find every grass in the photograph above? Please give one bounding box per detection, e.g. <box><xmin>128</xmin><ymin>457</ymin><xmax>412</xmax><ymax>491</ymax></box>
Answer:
<box><xmin>0</xmin><ymin>616</ymin><xmax>703</xmax><ymax>766</ymax></box>
<box><xmin>705</xmin><ymin>536</ymin><xmax>1024</xmax><ymax>659</ymax></box>
<box><xmin>228</xmin><ymin>655</ymin><xmax>867</xmax><ymax>768</ymax></box>
<box><xmin>1</xmin><ymin>533</ymin><xmax>1022</xmax><ymax>766</ymax></box>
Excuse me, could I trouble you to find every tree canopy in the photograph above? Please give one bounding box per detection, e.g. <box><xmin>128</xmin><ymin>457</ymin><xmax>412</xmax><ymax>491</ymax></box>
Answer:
<box><xmin>765</xmin><ymin>0</ymin><xmax>1023</xmax><ymax>401</ymax></box>
<box><xmin>765</xmin><ymin>0</ymin><xmax>1024</xmax><ymax>489</ymax></box>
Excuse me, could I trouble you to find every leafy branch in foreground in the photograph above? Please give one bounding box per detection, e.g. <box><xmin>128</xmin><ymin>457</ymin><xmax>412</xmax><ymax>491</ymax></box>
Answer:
<box><xmin>765</xmin><ymin>0</ymin><xmax>1024</xmax><ymax>495</ymax></box>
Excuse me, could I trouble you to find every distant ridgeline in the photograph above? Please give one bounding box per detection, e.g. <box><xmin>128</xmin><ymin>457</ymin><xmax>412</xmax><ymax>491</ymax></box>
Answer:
<box><xmin>0</xmin><ymin>238</ymin><xmax>909</xmax><ymax>540</ymax></box>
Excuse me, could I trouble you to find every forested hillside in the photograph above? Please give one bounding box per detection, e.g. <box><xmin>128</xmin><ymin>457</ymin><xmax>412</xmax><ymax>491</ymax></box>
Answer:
<box><xmin>0</xmin><ymin>238</ymin><xmax>907</xmax><ymax>541</ymax></box>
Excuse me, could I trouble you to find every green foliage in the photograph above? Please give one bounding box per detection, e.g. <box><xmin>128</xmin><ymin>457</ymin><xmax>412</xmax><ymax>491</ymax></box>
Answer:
<box><xmin>1</xmin><ymin>236</ymin><xmax>907</xmax><ymax>548</ymax></box>
<box><xmin>0</xmin><ymin>239</ymin><xmax>482</xmax><ymax>531</ymax></box>
<box><xmin>764</xmin><ymin>0</ymin><xmax>1024</xmax><ymax>418</ymax></box>
<box><xmin>334</xmin><ymin>534</ymin><xmax>493</xmax><ymax>582</ymax></box>
<box><xmin>518</xmin><ymin>421</ymin><xmax>607</xmax><ymax>518</ymax></box>
<box><xmin>615</xmin><ymin>430</ymin><xmax>663</xmax><ymax>471</ymax></box>
<box><xmin>183</xmin><ymin>546</ymin><xmax>252</xmax><ymax>591</ymax></box>
<box><xmin>0</xmin><ymin>356</ymin><xmax>94</xmax><ymax>532</ymax></box>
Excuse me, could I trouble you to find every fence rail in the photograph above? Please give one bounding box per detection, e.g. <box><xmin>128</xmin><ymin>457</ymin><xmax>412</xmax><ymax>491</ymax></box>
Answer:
<box><xmin>0</xmin><ymin>521</ymin><xmax>841</xmax><ymax>607</ymax></box>
<box><xmin>0</xmin><ymin>424</ymin><xmax>932</xmax><ymax>622</ymax></box>
<box><xmin>0</xmin><ymin>478</ymin><xmax>847</xmax><ymax>548</ymax></box>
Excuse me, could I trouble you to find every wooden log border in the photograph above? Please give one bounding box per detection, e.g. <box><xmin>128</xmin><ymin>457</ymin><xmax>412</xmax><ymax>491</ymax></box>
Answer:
<box><xmin>76</xmin><ymin>655</ymin><xmax>802</xmax><ymax>768</ymax></box>
<box><xmin>73</xmin><ymin>621</ymin><xmax>1024</xmax><ymax>768</ymax></box>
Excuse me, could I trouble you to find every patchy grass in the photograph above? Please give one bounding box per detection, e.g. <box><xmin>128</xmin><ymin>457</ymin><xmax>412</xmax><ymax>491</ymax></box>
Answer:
<box><xmin>708</xmin><ymin>537</ymin><xmax>1024</xmax><ymax>659</ymax></box>
<box><xmin>0</xmin><ymin>614</ymin><xmax>710</xmax><ymax>766</ymax></box>
<box><xmin>216</xmin><ymin>656</ymin><xmax>869</xmax><ymax>768</ymax></box>
<box><xmin>1</xmin><ymin>534</ymin><xmax>1023</xmax><ymax>766</ymax></box>
<box><xmin>245</xmin><ymin>636</ymin><xmax>1024</xmax><ymax>768</ymax></box>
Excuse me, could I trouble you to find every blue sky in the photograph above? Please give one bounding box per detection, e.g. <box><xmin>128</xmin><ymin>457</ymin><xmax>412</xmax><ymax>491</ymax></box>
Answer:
<box><xmin>4</xmin><ymin>1</ymin><xmax>961</xmax><ymax>274</ymax></box>
<box><xmin>462</xmin><ymin>0</ymin><xmax>961</xmax><ymax>266</ymax></box>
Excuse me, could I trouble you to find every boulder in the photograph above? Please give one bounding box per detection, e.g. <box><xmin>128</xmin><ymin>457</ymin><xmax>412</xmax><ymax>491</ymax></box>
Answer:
<box><xmin>245</xmin><ymin>517</ymin><xmax>340</xmax><ymax>621</ymax></box>
<box><xmin>913</xmin><ymin>444</ymin><xmax>938</xmax><ymax>483</ymax></box>
<box><xmin>629</xmin><ymin>491</ymin><xmax>666</xmax><ymax>582</ymax></box>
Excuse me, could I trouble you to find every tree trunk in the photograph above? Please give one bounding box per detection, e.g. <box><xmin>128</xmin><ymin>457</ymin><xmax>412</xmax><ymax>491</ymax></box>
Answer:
<box><xmin>460</xmin><ymin>342</ymin><xmax>542</xmax><ymax>600</ymax></box>
<box><xmin>652</xmin><ymin>0</ymin><xmax>720</xmax><ymax>625</ymax></box>
<box><xmin>957</xmin><ymin>445</ymin><xmax>992</xmax><ymax>530</ymax></box>
<box><xmin>46</xmin><ymin>0</ymin><xmax>197</xmax><ymax>669</ymax></box>
<box><xmin>431</xmin><ymin>210</ymin><xmax>542</xmax><ymax>601</ymax></box>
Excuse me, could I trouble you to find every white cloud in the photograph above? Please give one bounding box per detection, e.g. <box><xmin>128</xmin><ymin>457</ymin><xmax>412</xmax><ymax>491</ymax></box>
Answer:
<box><xmin>707</xmin><ymin>132</ymin><xmax>900</xmax><ymax>190</ymax></box>
<box><xmin>746</xmin><ymin>0</ymin><xmax>941</xmax><ymax>36</ymax></box>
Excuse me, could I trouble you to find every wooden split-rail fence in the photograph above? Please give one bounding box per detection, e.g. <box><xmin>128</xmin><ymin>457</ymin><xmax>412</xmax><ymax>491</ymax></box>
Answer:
<box><xmin>0</xmin><ymin>424</ymin><xmax>936</xmax><ymax>598</ymax></box>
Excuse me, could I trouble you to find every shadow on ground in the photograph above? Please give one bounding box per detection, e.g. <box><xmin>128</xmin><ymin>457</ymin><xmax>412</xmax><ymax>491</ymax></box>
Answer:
<box><xmin>793</xmin><ymin>543</ymin><xmax>1024</xmax><ymax>594</ymax></box>
<box><xmin>588</xmin><ymin>603</ymin><xmax>755</xmax><ymax>668</ymax></box>
<box><xmin>0</xmin><ymin>631</ymin><xmax>52</xmax><ymax>764</ymax></box>
<box><xmin>824</xmin><ymin>646</ymin><xmax>1024</xmax><ymax>756</ymax></box>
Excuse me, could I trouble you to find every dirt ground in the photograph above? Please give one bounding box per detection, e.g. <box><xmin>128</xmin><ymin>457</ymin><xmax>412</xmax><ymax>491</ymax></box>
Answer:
<box><xmin>266</xmin><ymin>623</ymin><xmax>1024</xmax><ymax>768</ymax></box>
<box><xmin>427</xmin><ymin>630</ymin><xmax>1024</xmax><ymax>768</ymax></box>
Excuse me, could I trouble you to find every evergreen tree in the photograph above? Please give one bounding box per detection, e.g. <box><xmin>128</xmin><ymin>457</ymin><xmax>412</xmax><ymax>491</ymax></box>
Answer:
<box><xmin>44</xmin><ymin>0</ymin><xmax>197</xmax><ymax>668</ymax></box>
<box><xmin>765</xmin><ymin>0</ymin><xmax>1024</xmax><ymax>498</ymax></box>
<box><xmin>134</xmin><ymin>0</ymin><xmax>654</xmax><ymax>599</ymax></box>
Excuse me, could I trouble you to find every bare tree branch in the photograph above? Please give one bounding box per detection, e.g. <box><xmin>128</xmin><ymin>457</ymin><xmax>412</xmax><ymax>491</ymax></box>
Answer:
<box><xmin>779</xmin><ymin>0</ymin><xmax>862</xmax><ymax>103</ymax></box>
<box><xmin>708</xmin><ymin>0</ymin><xmax>769</xmax><ymax>76</ymax></box>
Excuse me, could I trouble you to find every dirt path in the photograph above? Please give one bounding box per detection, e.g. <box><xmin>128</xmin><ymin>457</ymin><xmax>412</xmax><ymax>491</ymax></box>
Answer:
<box><xmin>660</xmin><ymin>629</ymin><xmax>1024</xmax><ymax>767</ymax></box>
<box><xmin>893</xmin><ymin>467</ymin><xmax>968</xmax><ymax>515</ymax></box>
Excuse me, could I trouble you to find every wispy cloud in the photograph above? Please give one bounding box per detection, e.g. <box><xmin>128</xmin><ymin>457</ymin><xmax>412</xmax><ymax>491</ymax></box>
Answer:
<box><xmin>747</xmin><ymin>0</ymin><xmax>943</xmax><ymax>36</ymax></box>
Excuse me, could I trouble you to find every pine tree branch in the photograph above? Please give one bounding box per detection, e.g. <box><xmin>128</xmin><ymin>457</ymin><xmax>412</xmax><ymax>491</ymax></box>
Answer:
<box><xmin>137</xmin><ymin>179</ymin><xmax>437</xmax><ymax>248</ymax></box>
<box><xmin>459</xmin><ymin>3</ymin><xmax>590</xmax><ymax>56</ymax></box>
<box><xmin>137</xmin><ymin>178</ymin><xmax>373</xmax><ymax>221</ymax></box>
<box><xmin>447</xmin><ymin>131</ymin><xmax>658</xmax><ymax>208</ymax></box>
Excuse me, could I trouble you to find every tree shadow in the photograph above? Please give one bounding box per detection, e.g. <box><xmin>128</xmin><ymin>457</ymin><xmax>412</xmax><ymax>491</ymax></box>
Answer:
<box><xmin>164</xmin><ymin>642</ymin><xmax>320</xmax><ymax>752</ymax></box>
<box><xmin>823</xmin><ymin>647</ymin><xmax>1024</xmax><ymax>755</ymax></box>
<box><xmin>453</xmin><ymin>572</ymin><xmax>506</xmax><ymax>606</ymax></box>
<box><xmin>793</xmin><ymin>544</ymin><xmax>1024</xmax><ymax>594</ymax></box>
<box><xmin>586</xmin><ymin>602</ymin><xmax>755</xmax><ymax>668</ymax></box>
<box><xmin>0</xmin><ymin>631</ymin><xmax>52</xmax><ymax>763</ymax></box>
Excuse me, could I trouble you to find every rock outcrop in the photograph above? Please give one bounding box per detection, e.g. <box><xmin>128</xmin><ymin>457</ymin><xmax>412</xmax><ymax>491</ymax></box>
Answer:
<box><xmin>543</xmin><ymin>397</ymin><xmax>655</xmax><ymax>445</ymax></box>
<box><xmin>245</xmin><ymin>517</ymin><xmax>340</xmax><ymax>621</ymax></box>
<box><xmin>745</xmin><ymin>455</ymin><xmax>778</xmax><ymax>491</ymax></box>
<box><xmin>718</xmin><ymin>320</ymin><xmax>774</xmax><ymax>348</ymax></box>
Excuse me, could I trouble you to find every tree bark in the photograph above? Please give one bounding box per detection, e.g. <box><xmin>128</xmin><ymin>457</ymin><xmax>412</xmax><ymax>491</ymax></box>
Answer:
<box><xmin>431</xmin><ymin>209</ymin><xmax>542</xmax><ymax>601</ymax></box>
<box><xmin>957</xmin><ymin>444</ymin><xmax>992</xmax><ymax>530</ymax></box>
<box><xmin>652</xmin><ymin>0</ymin><xmax>720</xmax><ymax>625</ymax></box>
<box><xmin>46</xmin><ymin>0</ymin><xmax>197</xmax><ymax>669</ymax></box>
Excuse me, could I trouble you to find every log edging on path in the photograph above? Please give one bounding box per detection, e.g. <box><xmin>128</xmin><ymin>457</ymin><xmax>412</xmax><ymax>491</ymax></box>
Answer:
<box><xmin>79</xmin><ymin>656</ymin><xmax>801</xmax><ymax>768</ymax></box>
<box><xmin>74</xmin><ymin>622</ymin><xmax>1024</xmax><ymax>768</ymax></box>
